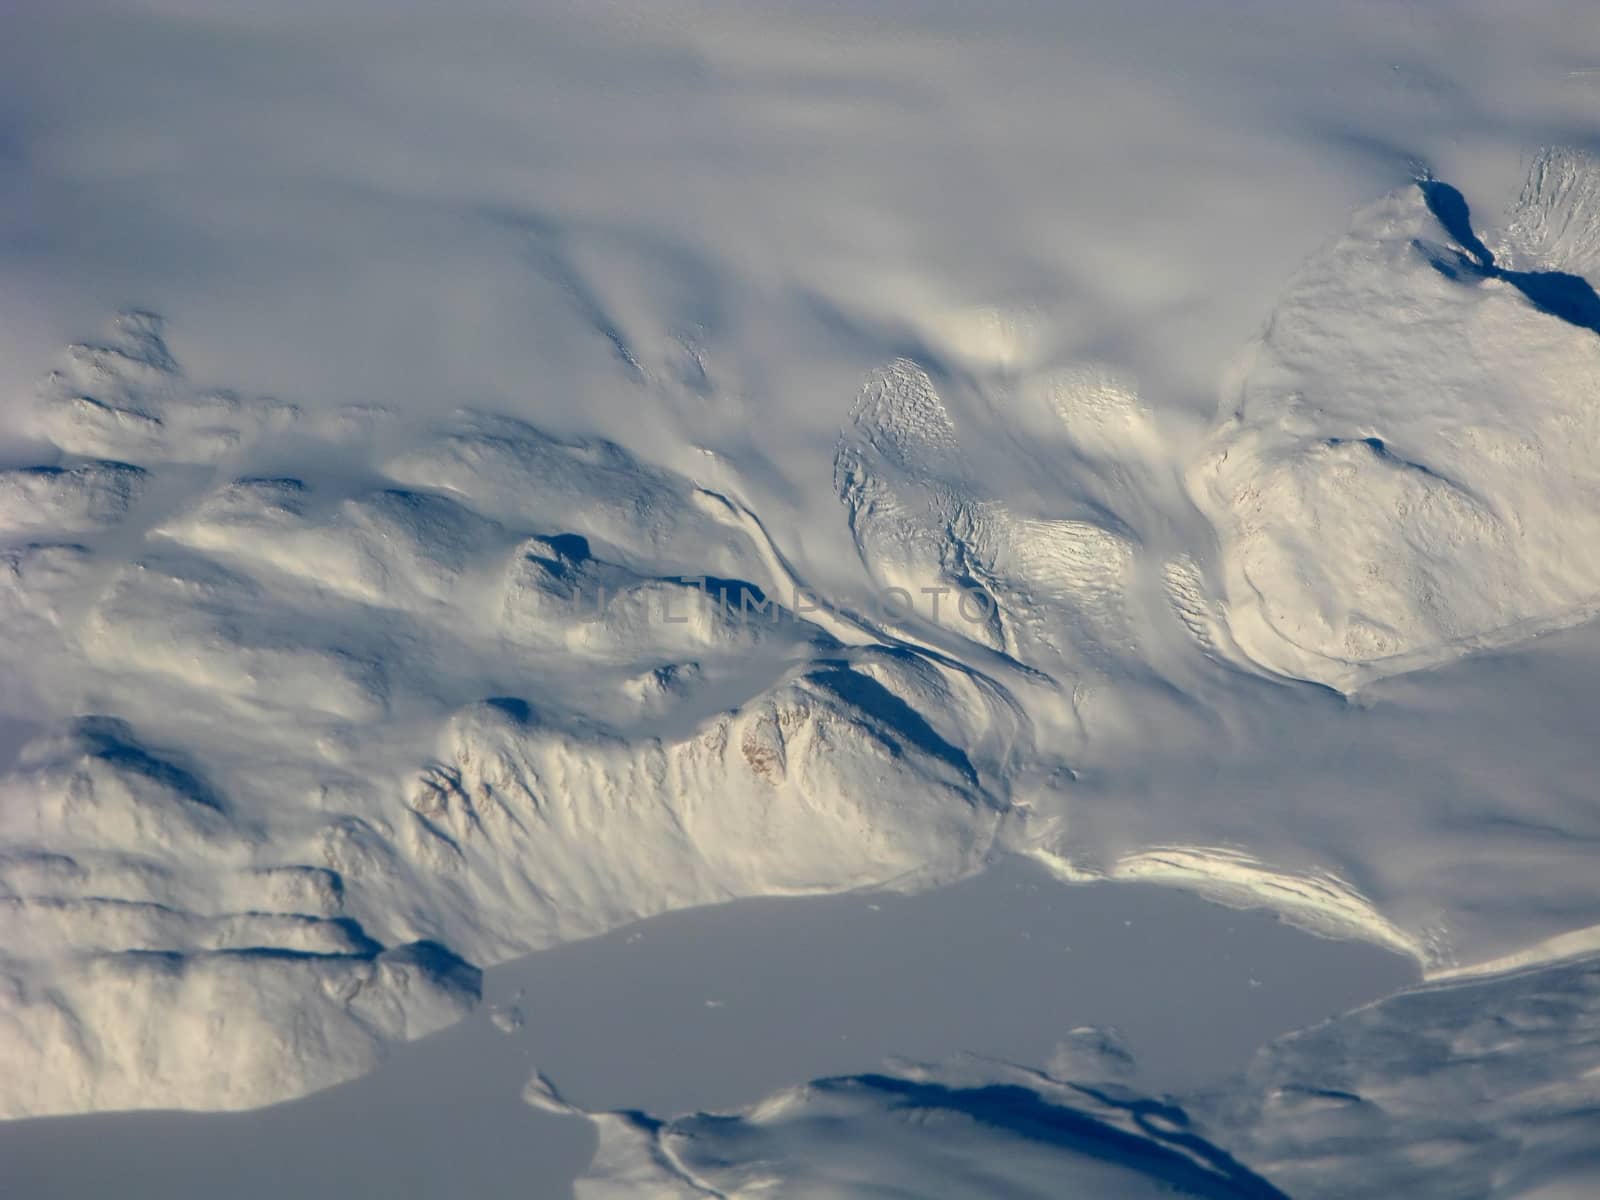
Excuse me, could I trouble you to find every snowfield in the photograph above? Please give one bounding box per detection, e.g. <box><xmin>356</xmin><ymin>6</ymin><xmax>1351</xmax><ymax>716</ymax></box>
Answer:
<box><xmin>4</xmin><ymin>1</ymin><xmax>1600</xmax><ymax>1194</ymax></box>
<box><xmin>6</xmin><ymin>159</ymin><xmax>1600</xmax><ymax>1125</ymax></box>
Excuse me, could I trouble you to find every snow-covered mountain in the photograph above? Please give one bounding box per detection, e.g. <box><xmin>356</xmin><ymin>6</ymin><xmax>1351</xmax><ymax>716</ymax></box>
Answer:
<box><xmin>5</xmin><ymin>2</ymin><xmax>1600</xmax><ymax>1194</ymax></box>
<box><xmin>7</xmin><ymin>154</ymin><xmax>1600</xmax><ymax>1123</ymax></box>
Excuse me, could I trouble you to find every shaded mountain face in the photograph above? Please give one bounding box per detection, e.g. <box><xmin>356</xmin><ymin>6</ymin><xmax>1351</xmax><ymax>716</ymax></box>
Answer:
<box><xmin>6</xmin><ymin>149</ymin><xmax>1600</xmax><ymax>1124</ymax></box>
<box><xmin>0</xmin><ymin>315</ymin><xmax>1010</xmax><ymax>1118</ymax></box>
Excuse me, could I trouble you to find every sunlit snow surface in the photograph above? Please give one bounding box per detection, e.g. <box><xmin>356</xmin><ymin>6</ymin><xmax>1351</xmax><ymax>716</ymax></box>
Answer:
<box><xmin>4</xmin><ymin>1</ymin><xmax>1600</xmax><ymax>1195</ymax></box>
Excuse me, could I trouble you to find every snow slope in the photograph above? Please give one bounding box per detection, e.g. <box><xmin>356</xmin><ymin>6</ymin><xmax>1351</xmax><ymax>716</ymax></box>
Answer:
<box><xmin>3</xmin><ymin>8</ymin><xmax>1600</xmax><ymax>1196</ymax></box>
<box><xmin>8</xmin><ymin>153</ymin><xmax>1600</xmax><ymax>1117</ymax></box>
<box><xmin>0</xmin><ymin>316</ymin><xmax>1006</xmax><ymax>1117</ymax></box>
<box><xmin>1196</xmin><ymin>149</ymin><xmax>1600</xmax><ymax>691</ymax></box>
<box><xmin>547</xmin><ymin>948</ymin><xmax>1600</xmax><ymax>1198</ymax></box>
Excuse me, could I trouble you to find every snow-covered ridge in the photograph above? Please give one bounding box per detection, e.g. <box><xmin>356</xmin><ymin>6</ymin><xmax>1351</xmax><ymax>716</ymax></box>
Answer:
<box><xmin>1028</xmin><ymin>843</ymin><xmax>1431</xmax><ymax>964</ymax></box>
<box><xmin>0</xmin><ymin>315</ymin><xmax>1009</xmax><ymax>1118</ymax></box>
<box><xmin>1194</xmin><ymin>149</ymin><xmax>1600</xmax><ymax>691</ymax></box>
<box><xmin>7</xmin><ymin>149</ymin><xmax>1600</xmax><ymax>1118</ymax></box>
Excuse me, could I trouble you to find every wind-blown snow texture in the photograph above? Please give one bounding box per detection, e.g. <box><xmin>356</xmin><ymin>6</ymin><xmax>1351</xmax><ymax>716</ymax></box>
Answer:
<box><xmin>5</xmin><ymin>3</ymin><xmax>1600</xmax><ymax>1193</ymax></box>
<box><xmin>1197</xmin><ymin>152</ymin><xmax>1600</xmax><ymax>690</ymax></box>
<box><xmin>0</xmin><ymin>310</ymin><xmax>1021</xmax><ymax>1114</ymax></box>
<box><xmin>5</xmin><ymin>155</ymin><xmax>1600</xmax><ymax>1128</ymax></box>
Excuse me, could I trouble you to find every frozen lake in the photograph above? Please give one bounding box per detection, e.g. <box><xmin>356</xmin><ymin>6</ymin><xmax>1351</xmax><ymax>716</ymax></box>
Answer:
<box><xmin>0</xmin><ymin>855</ymin><xmax>1414</xmax><ymax>1198</ymax></box>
